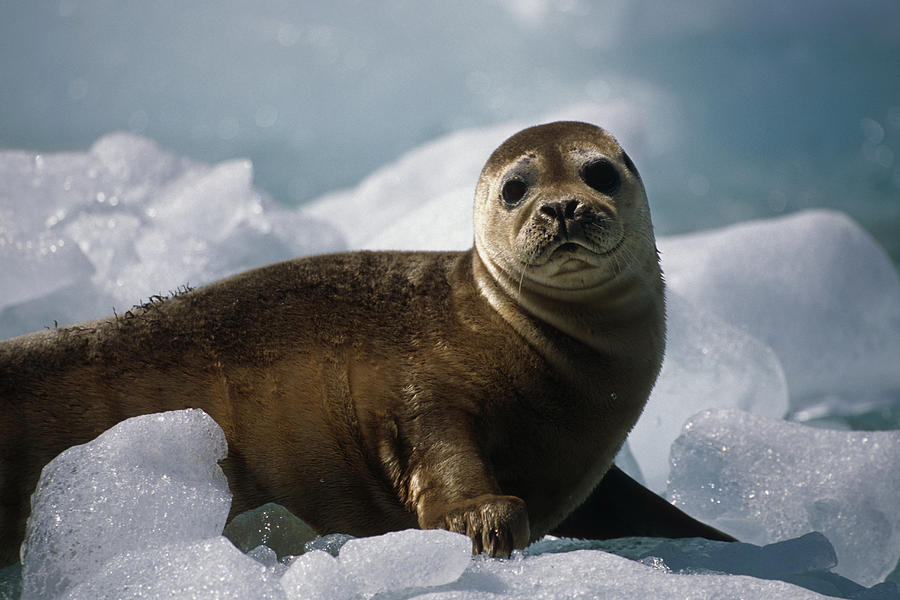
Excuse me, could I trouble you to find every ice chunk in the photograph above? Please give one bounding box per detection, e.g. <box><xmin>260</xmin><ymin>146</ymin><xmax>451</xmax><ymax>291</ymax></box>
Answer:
<box><xmin>363</xmin><ymin>188</ymin><xmax>474</xmax><ymax>252</ymax></box>
<box><xmin>20</xmin><ymin>409</ymin><xmax>231</xmax><ymax>600</ymax></box>
<box><xmin>629</xmin><ymin>534</ymin><xmax>895</xmax><ymax>599</ymax></box>
<box><xmin>647</xmin><ymin>532</ymin><xmax>836</xmax><ymax>578</ymax></box>
<box><xmin>339</xmin><ymin>529</ymin><xmax>472</xmax><ymax>595</ymax></box>
<box><xmin>531</xmin><ymin>532</ymin><xmax>842</xmax><ymax>582</ymax></box>
<box><xmin>668</xmin><ymin>408</ymin><xmax>900</xmax><ymax>586</ymax></box>
<box><xmin>659</xmin><ymin>210</ymin><xmax>900</xmax><ymax>415</ymax></box>
<box><xmin>0</xmin><ymin>133</ymin><xmax>342</xmax><ymax>339</ymax></box>
<box><xmin>427</xmin><ymin>548</ymin><xmax>831</xmax><ymax>599</ymax></box>
<box><xmin>61</xmin><ymin>212</ymin><xmax>142</xmax><ymax>287</ymax></box>
<box><xmin>224</xmin><ymin>502</ymin><xmax>318</xmax><ymax>559</ymax></box>
<box><xmin>280</xmin><ymin>550</ymin><xmax>352</xmax><ymax>600</ymax></box>
<box><xmin>0</xmin><ymin>134</ymin><xmax>183</xmax><ymax>312</ymax></box>
<box><xmin>0</xmin><ymin>230</ymin><xmax>94</xmax><ymax>310</ymax></box>
<box><xmin>522</xmin><ymin>534</ymin><xmax>895</xmax><ymax>598</ymax></box>
<box><xmin>629</xmin><ymin>290</ymin><xmax>789</xmax><ymax>493</ymax></box>
<box><xmin>662</xmin><ymin>538</ymin><xmax>885</xmax><ymax>597</ymax></box>
<box><xmin>88</xmin><ymin>133</ymin><xmax>189</xmax><ymax>201</ymax></box>
<box><xmin>16</xmin><ymin>404</ymin><xmax>896</xmax><ymax>599</ymax></box>
<box><xmin>146</xmin><ymin>159</ymin><xmax>259</xmax><ymax>239</ymax></box>
<box><xmin>303</xmin><ymin>533</ymin><xmax>355</xmax><ymax>556</ymax></box>
<box><xmin>302</xmin><ymin>125</ymin><xmax>515</xmax><ymax>250</ymax></box>
<box><xmin>61</xmin><ymin>537</ymin><xmax>285</xmax><ymax>600</ymax></box>
<box><xmin>0</xmin><ymin>564</ymin><xmax>22</xmax><ymax>599</ymax></box>
<box><xmin>227</xmin><ymin>529</ymin><xmax>471</xmax><ymax>600</ymax></box>
<box><xmin>247</xmin><ymin>545</ymin><xmax>279</xmax><ymax>568</ymax></box>
<box><xmin>111</xmin><ymin>159</ymin><xmax>297</xmax><ymax>305</ymax></box>
<box><xmin>0</xmin><ymin>281</ymin><xmax>117</xmax><ymax>341</ymax></box>
<box><xmin>0</xmin><ymin>148</ymin><xmax>95</xmax><ymax>310</ymax></box>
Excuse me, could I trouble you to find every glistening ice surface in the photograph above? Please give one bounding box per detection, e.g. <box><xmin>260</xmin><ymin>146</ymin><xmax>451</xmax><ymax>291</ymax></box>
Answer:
<box><xmin>668</xmin><ymin>409</ymin><xmax>900</xmax><ymax>587</ymax></box>
<box><xmin>15</xmin><ymin>411</ymin><xmax>896</xmax><ymax>599</ymax></box>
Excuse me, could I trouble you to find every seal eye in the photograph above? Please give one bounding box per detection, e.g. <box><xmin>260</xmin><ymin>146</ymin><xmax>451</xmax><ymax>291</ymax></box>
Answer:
<box><xmin>501</xmin><ymin>179</ymin><xmax>528</xmax><ymax>207</ymax></box>
<box><xmin>581</xmin><ymin>159</ymin><xmax>620</xmax><ymax>194</ymax></box>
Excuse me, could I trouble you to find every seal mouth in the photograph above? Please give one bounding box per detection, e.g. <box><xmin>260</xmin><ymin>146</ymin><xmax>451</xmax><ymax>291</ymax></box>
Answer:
<box><xmin>550</xmin><ymin>242</ymin><xmax>592</xmax><ymax>266</ymax></box>
<box><xmin>511</xmin><ymin>206</ymin><xmax>627</xmax><ymax>277</ymax></box>
<box><xmin>541</xmin><ymin>240</ymin><xmax>604</xmax><ymax>275</ymax></box>
<box><xmin>548</xmin><ymin>234</ymin><xmax>624</xmax><ymax>261</ymax></box>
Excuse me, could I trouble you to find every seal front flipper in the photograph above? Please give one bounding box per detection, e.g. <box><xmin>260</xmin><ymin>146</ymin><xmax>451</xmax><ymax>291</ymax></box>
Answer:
<box><xmin>402</xmin><ymin>413</ymin><xmax>530</xmax><ymax>557</ymax></box>
<box><xmin>550</xmin><ymin>465</ymin><xmax>736</xmax><ymax>542</ymax></box>
<box><xmin>421</xmin><ymin>494</ymin><xmax>530</xmax><ymax>558</ymax></box>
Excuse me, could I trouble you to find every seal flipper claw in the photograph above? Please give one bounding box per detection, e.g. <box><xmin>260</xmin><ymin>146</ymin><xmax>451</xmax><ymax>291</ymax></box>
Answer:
<box><xmin>424</xmin><ymin>494</ymin><xmax>530</xmax><ymax>558</ymax></box>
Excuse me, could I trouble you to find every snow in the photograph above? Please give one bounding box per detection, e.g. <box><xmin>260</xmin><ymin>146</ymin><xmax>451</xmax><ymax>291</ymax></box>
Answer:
<box><xmin>2</xmin><ymin>110</ymin><xmax>900</xmax><ymax>597</ymax></box>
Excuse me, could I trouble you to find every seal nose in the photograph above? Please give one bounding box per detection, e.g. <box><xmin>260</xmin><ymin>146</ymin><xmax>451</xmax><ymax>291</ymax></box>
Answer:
<box><xmin>539</xmin><ymin>199</ymin><xmax>581</xmax><ymax>239</ymax></box>
<box><xmin>539</xmin><ymin>198</ymin><xmax>579</xmax><ymax>222</ymax></box>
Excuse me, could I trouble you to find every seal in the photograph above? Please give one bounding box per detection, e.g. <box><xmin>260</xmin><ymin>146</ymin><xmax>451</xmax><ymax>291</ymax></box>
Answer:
<box><xmin>0</xmin><ymin>122</ymin><xmax>731</xmax><ymax>564</ymax></box>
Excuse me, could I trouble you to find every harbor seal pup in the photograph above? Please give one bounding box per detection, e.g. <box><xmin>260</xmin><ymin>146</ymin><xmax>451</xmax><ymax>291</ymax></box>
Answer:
<box><xmin>0</xmin><ymin>121</ymin><xmax>730</xmax><ymax>564</ymax></box>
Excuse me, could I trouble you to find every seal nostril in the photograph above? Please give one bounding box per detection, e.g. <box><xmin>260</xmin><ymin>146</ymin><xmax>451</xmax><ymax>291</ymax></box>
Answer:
<box><xmin>540</xmin><ymin>204</ymin><xmax>559</xmax><ymax>219</ymax></box>
<box><xmin>540</xmin><ymin>201</ymin><xmax>579</xmax><ymax>222</ymax></box>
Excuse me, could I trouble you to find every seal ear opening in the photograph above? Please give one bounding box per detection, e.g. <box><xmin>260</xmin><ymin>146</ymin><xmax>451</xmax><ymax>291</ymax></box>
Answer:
<box><xmin>621</xmin><ymin>151</ymin><xmax>640</xmax><ymax>178</ymax></box>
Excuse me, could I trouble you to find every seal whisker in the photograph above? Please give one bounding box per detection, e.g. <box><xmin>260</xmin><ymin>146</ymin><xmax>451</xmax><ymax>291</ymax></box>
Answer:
<box><xmin>517</xmin><ymin>245</ymin><xmax>540</xmax><ymax>302</ymax></box>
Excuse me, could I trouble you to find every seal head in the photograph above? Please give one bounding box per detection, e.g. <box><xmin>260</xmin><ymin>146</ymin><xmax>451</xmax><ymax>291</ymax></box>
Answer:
<box><xmin>473</xmin><ymin>121</ymin><xmax>660</xmax><ymax>351</ymax></box>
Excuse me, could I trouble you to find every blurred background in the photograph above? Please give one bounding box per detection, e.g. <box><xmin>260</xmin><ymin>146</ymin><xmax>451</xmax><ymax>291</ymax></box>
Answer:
<box><xmin>1</xmin><ymin>0</ymin><xmax>898</xmax><ymax>263</ymax></box>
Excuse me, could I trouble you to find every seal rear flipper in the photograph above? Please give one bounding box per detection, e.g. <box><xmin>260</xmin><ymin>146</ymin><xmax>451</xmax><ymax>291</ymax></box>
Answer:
<box><xmin>550</xmin><ymin>465</ymin><xmax>737</xmax><ymax>542</ymax></box>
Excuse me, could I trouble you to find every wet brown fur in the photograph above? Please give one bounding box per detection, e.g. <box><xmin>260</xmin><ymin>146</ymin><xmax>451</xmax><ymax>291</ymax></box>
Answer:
<box><xmin>0</xmin><ymin>122</ymin><xmax>722</xmax><ymax>564</ymax></box>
